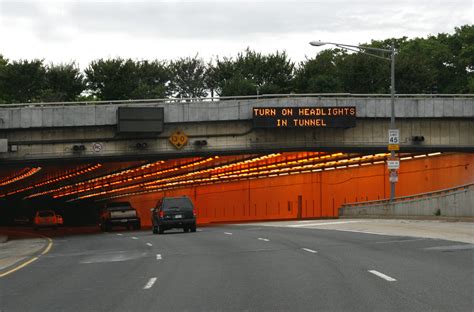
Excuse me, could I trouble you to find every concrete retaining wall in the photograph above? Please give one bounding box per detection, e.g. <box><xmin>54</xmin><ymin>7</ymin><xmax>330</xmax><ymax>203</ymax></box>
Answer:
<box><xmin>339</xmin><ymin>184</ymin><xmax>473</xmax><ymax>218</ymax></box>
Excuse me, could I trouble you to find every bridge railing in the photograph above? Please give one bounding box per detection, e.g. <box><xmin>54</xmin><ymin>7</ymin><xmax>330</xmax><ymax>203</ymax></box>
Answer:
<box><xmin>1</xmin><ymin>93</ymin><xmax>473</xmax><ymax>108</ymax></box>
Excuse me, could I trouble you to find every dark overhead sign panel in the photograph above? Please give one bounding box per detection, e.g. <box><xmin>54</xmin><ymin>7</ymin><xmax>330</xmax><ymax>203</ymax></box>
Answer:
<box><xmin>117</xmin><ymin>107</ymin><xmax>164</xmax><ymax>133</ymax></box>
<box><xmin>253</xmin><ymin>107</ymin><xmax>356</xmax><ymax>128</ymax></box>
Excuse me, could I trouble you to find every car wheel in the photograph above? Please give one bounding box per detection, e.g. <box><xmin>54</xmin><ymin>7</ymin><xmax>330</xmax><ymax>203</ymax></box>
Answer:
<box><xmin>152</xmin><ymin>226</ymin><xmax>158</xmax><ymax>234</ymax></box>
<box><xmin>158</xmin><ymin>226</ymin><xmax>164</xmax><ymax>234</ymax></box>
<box><xmin>190</xmin><ymin>224</ymin><xmax>197</xmax><ymax>232</ymax></box>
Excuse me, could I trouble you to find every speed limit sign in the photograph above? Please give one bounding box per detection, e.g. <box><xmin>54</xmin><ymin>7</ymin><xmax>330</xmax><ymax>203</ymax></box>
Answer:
<box><xmin>388</xmin><ymin>129</ymin><xmax>399</xmax><ymax>144</ymax></box>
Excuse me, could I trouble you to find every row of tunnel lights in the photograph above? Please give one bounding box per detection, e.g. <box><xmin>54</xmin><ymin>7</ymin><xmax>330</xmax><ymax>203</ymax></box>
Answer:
<box><xmin>0</xmin><ymin>167</ymin><xmax>42</xmax><ymax>188</ymax></box>
<box><xmin>70</xmin><ymin>154</ymin><xmax>283</xmax><ymax>200</ymax></box>
<box><xmin>68</xmin><ymin>153</ymin><xmax>360</xmax><ymax>200</ymax></box>
<box><xmin>1</xmin><ymin>165</ymin><xmax>102</xmax><ymax>198</ymax></box>
<box><xmin>27</xmin><ymin>157</ymin><xmax>219</xmax><ymax>199</ymax></box>
<box><xmin>95</xmin><ymin>152</ymin><xmax>443</xmax><ymax>202</ymax></box>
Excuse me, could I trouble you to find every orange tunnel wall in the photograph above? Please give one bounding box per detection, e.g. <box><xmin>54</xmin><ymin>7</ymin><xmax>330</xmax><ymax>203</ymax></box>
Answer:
<box><xmin>125</xmin><ymin>153</ymin><xmax>473</xmax><ymax>226</ymax></box>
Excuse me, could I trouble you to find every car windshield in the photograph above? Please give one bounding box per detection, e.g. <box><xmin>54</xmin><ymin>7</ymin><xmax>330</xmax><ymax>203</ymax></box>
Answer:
<box><xmin>38</xmin><ymin>211</ymin><xmax>54</xmax><ymax>217</ymax></box>
<box><xmin>162</xmin><ymin>198</ymin><xmax>193</xmax><ymax>211</ymax></box>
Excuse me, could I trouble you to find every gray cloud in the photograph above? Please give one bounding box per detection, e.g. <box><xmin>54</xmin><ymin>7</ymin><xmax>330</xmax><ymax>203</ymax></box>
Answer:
<box><xmin>2</xmin><ymin>0</ymin><xmax>471</xmax><ymax>43</ymax></box>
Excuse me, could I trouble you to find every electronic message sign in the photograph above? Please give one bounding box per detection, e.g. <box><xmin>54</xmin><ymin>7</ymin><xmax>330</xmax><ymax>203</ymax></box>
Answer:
<box><xmin>117</xmin><ymin>107</ymin><xmax>164</xmax><ymax>133</ymax></box>
<box><xmin>253</xmin><ymin>107</ymin><xmax>356</xmax><ymax>128</ymax></box>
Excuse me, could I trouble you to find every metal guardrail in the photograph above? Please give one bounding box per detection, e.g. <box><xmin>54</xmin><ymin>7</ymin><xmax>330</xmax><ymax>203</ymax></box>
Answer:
<box><xmin>342</xmin><ymin>182</ymin><xmax>474</xmax><ymax>208</ymax></box>
<box><xmin>0</xmin><ymin>93</ymin><xmax>473</xmax><ymax>108</ymax></box>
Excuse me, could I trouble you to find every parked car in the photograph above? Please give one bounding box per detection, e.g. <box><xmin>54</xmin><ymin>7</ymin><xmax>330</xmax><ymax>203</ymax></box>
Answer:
<box><xmin>99</xmin><ymin>202</ymin><xmax>141</xmax><ymax>231</ymax></box>
<box><xmin>151</xmin><ymin>196</ymin><xmax>197</xmax><ymax>234</ymax></box>
<box><xmin>34</xmin><ymin>210</ymin><xmax>59</xmax><ymax>230</ymax></box>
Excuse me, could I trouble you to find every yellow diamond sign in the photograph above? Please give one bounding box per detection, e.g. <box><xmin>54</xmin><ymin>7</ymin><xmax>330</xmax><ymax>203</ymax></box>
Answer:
<box><xmin>169</xmin><ymin>130</ymin><xmax>188</xmax><ymax>149</ymax></box>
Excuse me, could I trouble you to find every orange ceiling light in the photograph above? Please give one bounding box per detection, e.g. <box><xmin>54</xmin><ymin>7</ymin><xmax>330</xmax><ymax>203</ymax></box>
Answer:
<box><xmin>0</xmin><ymin>167</ymin><xmax>41</xmax><ymax>187</ymax></box>
<box><xmin>4</xmin><ymin>164</ymin><xmax>102</xmax><ymax>197</ymax></box>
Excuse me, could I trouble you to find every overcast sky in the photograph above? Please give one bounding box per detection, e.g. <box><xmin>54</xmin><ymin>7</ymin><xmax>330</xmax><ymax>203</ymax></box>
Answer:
<box><xmin>0</xmin><ymin>0</ymin><xmax>472</xmax><ymax>68</ymax></box>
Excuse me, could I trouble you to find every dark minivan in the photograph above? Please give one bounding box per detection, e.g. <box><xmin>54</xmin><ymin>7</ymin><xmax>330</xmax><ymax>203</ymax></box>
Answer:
<box><xmin>151</xmin><ymin>196</ymin><xmax>196</xmax><ymax>234</ymax></box>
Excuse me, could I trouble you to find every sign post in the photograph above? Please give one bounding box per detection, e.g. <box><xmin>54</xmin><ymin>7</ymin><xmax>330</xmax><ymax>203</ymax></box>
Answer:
<box><xmin>388</xmin><ymin>129</ymin><xmax>400</xmax><ymax>201</ymax></box>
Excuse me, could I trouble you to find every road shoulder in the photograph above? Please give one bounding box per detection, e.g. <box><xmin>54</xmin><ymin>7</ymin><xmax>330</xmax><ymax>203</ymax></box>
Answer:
<box><xmin>0</xmin><ymin>229</ymin><xmax>52</xmax><ymax>277</ymax></box>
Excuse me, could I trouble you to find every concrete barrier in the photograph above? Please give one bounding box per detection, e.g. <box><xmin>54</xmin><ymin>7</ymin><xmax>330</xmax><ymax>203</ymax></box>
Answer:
<box><xmin>339</xmin><ymin>183</ymin><xmax>474</xmax><ymax>218</ymax></box>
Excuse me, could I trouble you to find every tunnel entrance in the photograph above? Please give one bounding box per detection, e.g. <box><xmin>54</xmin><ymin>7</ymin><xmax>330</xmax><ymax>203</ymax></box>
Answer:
<box><xmin>0</xmin><ymin>151</ymin><xmax>472</xmax><ymax>227</ymax></box>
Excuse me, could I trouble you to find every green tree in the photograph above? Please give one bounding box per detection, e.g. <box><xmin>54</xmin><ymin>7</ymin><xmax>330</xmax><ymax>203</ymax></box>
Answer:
<box><xmin>85</xmin><ymin>58</ymin><xmax>139</xmax><ymax>100</ymax></box>
<box><xmin>41</xmin><ymin>63</ymin><xmax>85</xmax><ymax>102</ymax></box>
<box><xmin>85</xmin><ymin>58</ymin><xmax>171</xmax><ymax>100</ymax></box>
<box><xmin>211</xmin><ymin>48</ymin><xmax>295</xmax><ymax>96</ymax></box>
<box><xmin>0</xmin><ymin>59</ymin><xmax>46</xmax><ymax>103</ymax></box>
<box><xmin>0</xmin><ymin>55</ymin><xmax>8</xmax><ymax>103</ymax></box>
<box><xmin>293</xmin><ymin>49</ymin><xmax>343</xmax><ymax>93</ymax></box>
<box><xmin>132</xmin><ymin>60</ymin><xmax>171</xmax><ymax>99</ymax></box>
<box><xmin>169</xmin><ymin>56</ymin><xmax>208</xmax><ymax>99</ymax></box>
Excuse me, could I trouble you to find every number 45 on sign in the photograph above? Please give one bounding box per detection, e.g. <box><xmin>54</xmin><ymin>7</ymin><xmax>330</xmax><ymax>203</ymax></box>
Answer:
<box><xmin>388</xmin><ymin>129</ymin><xmax>399</xmax><ymax>144</ymax></box>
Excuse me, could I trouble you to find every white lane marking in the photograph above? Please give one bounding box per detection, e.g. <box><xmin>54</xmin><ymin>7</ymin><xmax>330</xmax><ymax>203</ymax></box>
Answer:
<box><xmin>288</xmin><ymin>221</ymin><xmax>363</xmax><ymax>227</ymax></box>
<box><xmin>197</xmin><ymin>229</ymin><xmax>203</xmax><ymax>232</ymax></box>
<box><xmin>258</xmin><ymin>238</ymin><xmax>270</xmax><ymax>242</ymax></box>
<box><xmin>143</xmin><ymin>277</ymin><xmax>157</xmax><ymax>289</ymax></box>
<box><xmin>302</xmin><ymin>248</ymin><xmax>318</xmax><ymax>253</ymax></box>
<box><xmin>131</xmin><ymin>237</ymin><xmax>138</xmax><ymax>240</ymax></box>
<box><xmin>156</xmin><ymin>254</ymin><xmax>162</xmax><ymax>260</ymax></box>
<box><xmin>146</xmin><ymin>243</ymin><xmax>153</xmax><ymax>247</ymax></box>
<box><xmin>368</xmin><ymin>270</ymin><xmax>397</xmax><ymax>282</ymax></box>
<box><xmin>224</xmin><ymin>232</ymin><xmax>233</xmax><ymax>235</ymax></box>
<box><xmin>116</xmin><ymin>233</ymin><xmax>123</xmax><ymax>236</ymax></box>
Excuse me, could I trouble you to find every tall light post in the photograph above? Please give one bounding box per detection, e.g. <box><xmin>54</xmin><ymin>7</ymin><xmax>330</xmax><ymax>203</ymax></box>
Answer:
<box><xmin>309</xmin><ymin>41</ymin><xmax>398</xmax><ymax>201</ymax></box>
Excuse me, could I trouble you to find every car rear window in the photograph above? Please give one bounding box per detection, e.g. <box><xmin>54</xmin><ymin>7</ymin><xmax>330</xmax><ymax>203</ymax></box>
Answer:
<box><xmin>162</xmin><ymin>198</ymin><xmax>193</xmax><ymax>211</ymax></box>
<box><xmin>38</xmin><ymin>211</ymin><xmax>54</xmax><ymax>217</ymax></box>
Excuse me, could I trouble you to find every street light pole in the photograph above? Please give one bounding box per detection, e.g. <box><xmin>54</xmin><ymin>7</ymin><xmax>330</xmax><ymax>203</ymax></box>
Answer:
<box><xmin>389</xmin><ymin>42</ymin><xmax>396</xmax><ymax>201</ymax></box>
<box><xmin>309</xmin><ymin>40</ymin><xmax>397</xmax><ymax>201</ymax></box>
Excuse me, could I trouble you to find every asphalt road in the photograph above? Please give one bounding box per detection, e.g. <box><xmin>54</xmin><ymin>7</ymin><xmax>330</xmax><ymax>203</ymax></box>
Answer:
<box><xmin>1</xmin><ymin>224</ymin><xmax>473</xmax><ymax>312</ymax></box>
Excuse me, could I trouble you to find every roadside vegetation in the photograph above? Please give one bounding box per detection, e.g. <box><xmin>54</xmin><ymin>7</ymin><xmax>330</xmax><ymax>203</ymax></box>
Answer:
<box><xmin>0</xmin><ymin>25</ymin><xmax>472</xmax><ymax>103</ymax></box>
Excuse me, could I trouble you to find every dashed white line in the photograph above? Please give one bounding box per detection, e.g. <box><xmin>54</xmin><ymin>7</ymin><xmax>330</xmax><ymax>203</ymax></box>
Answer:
<box><xmin>258</xmin><ymin>238</ymin><xmax>270</xmax><ymax>242</ymax></box>
<box><xmin>143</xmin><ymin>277</ymin><xmax>157</xmax><ymax>289</ymax></box>
<box><xmin>116</xmin><ymin>233</ymin><xmax>123</xmax><ymax>236</ymax></box>
<box><xmin>156</xmin><ymin>254</ymin><xmax>162</xmax><ymax>260</ymax></box>
<box><xmin>131</xmin><ymin>237</ymin><xmax>138</xmax><ymax>240</ymax></box>
<box><xmin>368</xmin><ymin>270</ymin><xmax>397</xmax><ymax>282</ymax></box>
<box><xmin>146</xmin><ymin>243</ymin><xmax>153</xmax><ymax>247</ymax></box>
<box><xmin>224</xmin><ymin>232</ymin><xmax>233</xmax><ymax>235</ymax></box>
<box><xmin>197</xmin><ymin>229</ymin><xmax>203</xmax><ymax>232</ymax></box>
<box><xmin>302</xmin><ymin>248</ymin><xmax>318</xmax><ymax>253</ymax></box>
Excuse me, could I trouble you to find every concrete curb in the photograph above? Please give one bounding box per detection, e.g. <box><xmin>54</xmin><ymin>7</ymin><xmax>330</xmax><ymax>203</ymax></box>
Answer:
<box><xmin>0</xmin><ymin>235</ymin><xmax>8</xmax><ymax>243</ymax></box>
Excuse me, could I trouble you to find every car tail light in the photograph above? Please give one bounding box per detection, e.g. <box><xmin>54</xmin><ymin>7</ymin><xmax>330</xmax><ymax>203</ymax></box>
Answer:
<box><xmin>193</xmin><ymin>208</ymin><xmax>197</xmax><ymax>217</ymax></box>
<box><xmin>159</xmin><ymin>210</ymin><xmax>164</xmax><ymax>218</ymax></box>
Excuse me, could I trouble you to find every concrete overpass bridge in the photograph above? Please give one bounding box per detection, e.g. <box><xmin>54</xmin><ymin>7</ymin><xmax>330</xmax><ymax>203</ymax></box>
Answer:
<box><xmin>0</xmin><ymin>94</ymin><xmax>472</xmax><ymax>226</ymax></box>
<box><xmin>0</xmin><ymin>94</ymin><xmax>473</xmax><ymax>164</ymax></box>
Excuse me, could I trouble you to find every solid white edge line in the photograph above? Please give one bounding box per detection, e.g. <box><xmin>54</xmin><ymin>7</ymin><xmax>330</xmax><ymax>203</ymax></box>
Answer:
<box><xmin>368</xmin><ymin>270</ymin><xmax>397</xmax><ymax>282</ymax></box>
<box><xmin>146</xmin><ymin>243</ymin><xmax>153</xmax><ymax>246</ymax></box>
<box><xmin>302</xmin><ymin>248</ymin><xmax>318</xmax><ymax>253</ymax></box>
<box><xmin>143</xmin><ymin>277</ymin><xmax>157</xmax><ymax>289</ymax></box>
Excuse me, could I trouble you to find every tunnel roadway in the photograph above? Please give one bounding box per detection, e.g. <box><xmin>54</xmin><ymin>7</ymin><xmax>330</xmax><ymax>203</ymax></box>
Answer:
<box><xmin>1</xmin><ymin>223</ymin><xmax>473</xmax><ymax>312</ymax></box>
